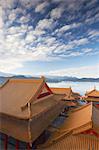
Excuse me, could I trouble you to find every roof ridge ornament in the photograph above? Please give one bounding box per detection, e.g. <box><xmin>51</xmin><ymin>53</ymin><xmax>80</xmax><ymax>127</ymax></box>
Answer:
<box><xmin>41</xmin><ymin>76</ymin><xmax>45</xmax><ymax>81</ymax></box>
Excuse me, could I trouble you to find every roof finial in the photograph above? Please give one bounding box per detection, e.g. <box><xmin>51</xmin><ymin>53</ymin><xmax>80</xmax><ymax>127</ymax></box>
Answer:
<box><xmin>85</xmin><ymin>90</ymin><xmax>88</xmax><ymax>95</ymax></box>
<box><xmin>41</xmin><ymin>76</ymin><xmax>45</xmax><ymax>81</ymax></box>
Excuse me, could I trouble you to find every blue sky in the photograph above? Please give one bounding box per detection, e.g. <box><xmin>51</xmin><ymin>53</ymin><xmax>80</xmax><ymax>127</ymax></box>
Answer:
<box><xmin>0</xmin><ymin>0</ymin><xmax>99</xmax><ymax>77</ymax></box>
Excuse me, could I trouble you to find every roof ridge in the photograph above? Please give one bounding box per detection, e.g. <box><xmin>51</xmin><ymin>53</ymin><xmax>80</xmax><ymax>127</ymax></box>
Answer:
<box><xmin>72</xmin><ymin>103</ymin><xmax>91</xmax><ymax>112</ymax></box>
<box><xmin>86</xmin><ymin>89</ymin><xmax>98</xmax><ymax>95</ymax></box>
<box><xmin>21</xmin><ymin>77</ymin><xmax>45</xmax><ymax>110</ymax></box>
<box><xmin>0</xmin><ymin>79</ymin><xmax>10</xmax><ymax>89</ymax></box>
<box><xmin>9</xmin><ymin>78</ymin><xmax>43</xmax><ymax>83</ymax></box>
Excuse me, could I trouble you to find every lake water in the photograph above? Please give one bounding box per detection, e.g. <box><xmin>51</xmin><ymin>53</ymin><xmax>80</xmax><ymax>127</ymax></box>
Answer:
<box><xmin>47</xmin><ymin>81</ymin><xmax>99</xmax><ymax>95</ymax></box>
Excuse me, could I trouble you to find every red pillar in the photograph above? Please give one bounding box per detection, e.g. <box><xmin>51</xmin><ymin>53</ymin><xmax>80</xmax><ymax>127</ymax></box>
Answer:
<box><xmin>4</xmin><ymin>134</ymin><xmax>8</xmax><ymax>150</ymax></box>
<box><xmin>15</xmin><ymin>140</ymin><xmax>19</xmax><ymax>150</ymax></box>
<box><xmin>27</xmin><ymin>143</ymin><xmax>31</xmax><ymax>150</ymax></box>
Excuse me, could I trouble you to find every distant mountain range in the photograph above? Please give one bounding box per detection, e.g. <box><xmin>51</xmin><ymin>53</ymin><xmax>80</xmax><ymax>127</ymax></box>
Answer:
<box><xmin>0</xmin><ymin>71</ymin><xmax>99</xmax><ymax>84</ymax></box>
<box><xmin>45</xmin><ymin>76</ymin><xmax>99</xmax><ymax>83</ymax></box>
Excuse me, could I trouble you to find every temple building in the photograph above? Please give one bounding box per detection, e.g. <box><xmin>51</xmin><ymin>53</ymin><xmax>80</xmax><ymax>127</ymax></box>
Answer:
<box><xmin>83</xmin><ymin>88</ymin><xmax>99</xmax><ymax>108</ymax></box>
<box><xmin>51</xmin><ymin>87</ymin><xmax>80</xmax><ymax>100</ymax></box>
<box><xmin>38</xmin><ymin>103</ymin><xmax>99</xmax><ymax>150</ymax></box>
<box><xmin>51</xmin><ymin>87</ymin><xmax>81</xmax><ymax>107</ymax></box>
<box><xmin>85</xmin><ymin>88</ymin><xmax>99</xmax><ymax>102</ymax></box>
<box><xmin>0</xmin><ymin>77</ymin><xmax>65</xmax><ymax>149</ymax></box>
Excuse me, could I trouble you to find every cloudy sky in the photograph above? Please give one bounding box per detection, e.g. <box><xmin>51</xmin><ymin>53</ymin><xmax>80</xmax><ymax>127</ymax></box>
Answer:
<box><xmin>0</xmin><ymin>0</ymin><xmax>99</xmax><ymax>77</ymax></box>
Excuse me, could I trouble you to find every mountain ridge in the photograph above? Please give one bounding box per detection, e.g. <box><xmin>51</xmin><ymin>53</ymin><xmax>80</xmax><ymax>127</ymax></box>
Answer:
<box><xmin>0</xmin><ymin>72</ymin><xmax>99</xmax><ymax>84</ymax></box>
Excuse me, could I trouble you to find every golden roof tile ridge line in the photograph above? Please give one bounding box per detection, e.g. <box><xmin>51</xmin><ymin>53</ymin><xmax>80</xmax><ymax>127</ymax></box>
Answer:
<box><xmin>41</xmin><ymin>118</ymin><xmax>94</xmax><ymax>148</ymax></box>
<box><xmin>28</xmin><ymin>77</ymin><xmax>45</xmax><ymax>103</ymax></box>
<box><xmin>27</xmin><ymin>102</ymin><xmax>32</xmax><ymax>145</ymax></box>
<box><xmin>73</xmin><ymin>122</ymin><xmax>92</xmax><ymax>134</ymax></box>
<box><xmin>59</xmin><ymin>121</ymin><xmax>92</xmax><ymax>133</ymax></box>
<box><xmin>91</xmin><ymin>102</ymin><xmax>93</xmax><ymax>122</ymax></box>
<box><xmin>32</xmin><ymin>94</ymin><xmax>53</xmax><ymax>105</ymax></box>
<box><xmin>41</xmin><ymin>122</ymin><xmax>93</xmax><ymax>148</ymax></box>
<box><xmin>86</xmin><ymin>89</ymin><xmax>95</xmax><ymax>95</ymax></box>
<box><xmin>9</xmin><ymin>78</ymin><xmax>43</xmax><ymax>83</ymax></box>
<box><xmin>86</xmin><ymin>88</ymin><xmax>98</xmax><ymax>95</ymax></box>
<box><xmin>0</xmin><ymin>79</ymin><xmax>10</xmax><ymax>89</ymax></box>
<box><xmin>51</xmin><ymin>130</ymin><xmax>72</xmax><ymax>143</ymax></box>
<box><xmin>71</xmin><ymin>103</ymin><xmax>90</xmax><ymax>113</ymax></box>
<box><xmin>21</xmin><ymin>78</ymin><xmax>45</xmax><ymax>110</ymax></box>
<box><xmin>91</xmin><ymin>103</ymin><xmax>98</xmax><ymax>130</ymax></box>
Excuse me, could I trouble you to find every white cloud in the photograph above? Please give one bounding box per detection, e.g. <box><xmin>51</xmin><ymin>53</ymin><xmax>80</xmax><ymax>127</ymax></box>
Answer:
<box><xmin>36</xmin><ymin>18</ymin><xmax>53</xmax><ymax>30</ymax></box>
<box><xmin>0</xmin><ymin>0</ymin><xmax>98</xmax><ymax>74</ymax></box>
<box><xmin>57</xmin><ymin>25</ymin><xmax>71</xmax><ymax>32</ymax></box>
<box><xmin>7</xmin><ymin>24</ymin><xmax>28</xmax><ymax>35</ymax></box>
<box><xmin>20</xmin><ymin>0</ymin><xmax>42</xmax><ymax>8</ymax></box>
<box><xmin>88</xmin><ymin>30</ymin><xmax>99</xmax><ymax>38</ymax></box>
<box><xmin>82</xmin><ymin>48</ymin><xmax>93</xmax><ymax>53</ymax></box>
<box><xmin>50</xmin><ymin>7</ymin><xmax>64</xmax><ymax>19</ymax></box>
<box><xmin>45</xmin><ymin>64</ymin><xmax>99</xmax><ymax>78</ymax></box>
<box><xmin>55</xmin><ymin>23</ymin><xmax>82</xmax><ymax>34</ymax></box>
<box><xmin>0</xmin><ymin>0</ymin><xmax>15</xmax><ymax>9</ymax></box>
<box><xmin>18</xmin><ymin>14</ymin><xmax>30</xmax><ymax>24</ymax></box>
<box><xmin>8</xmin><ymin>12</ymin><xmax>16</xmax><ymax>21</ymax></box>
<box><xmin>0</xmin><ymin>28</ymin><xmax>69</xmax><ymax>72</ymax></box>
<box><xmin>85</xmin><ymin>10</ymin><xmax>99</xmax><ymax>25</ymax></box>
<box><xmin>0</xmin><ymin>7</ymin><xmax>3</xmax><ymax>29</ymax></box>
<box><xmin>71</xmin><ymin>38</ymin><xmax>89</xmax><ymax>46</ymax></box>
<box><xmin>55</xmin><ymin>38</ymin><xmax>89</xmax><ymax>53</ymax></box>
<box><xmin>0</xmin><ymin>29</ymin><xmax>56</xmax><ymax>72</ymax></box>
<box><xmin>43</xmin><ymin>36</ymin><xmax>56</xmax><ymax>46</ymax></box>
<box><xmin>35</xmin><ymin>1</ymin><xmax>49</xmax><ymax>13</ymax></box>
<box><xmin>68</xmin><ymin>51</ymin><xmax>82</xmax><ymax>56</ymax></box>
<box><xmin>25</xmin><ymin>32</ymin><xmax>36</xmax><ymax>43</ymax></box>
<box><xmin>0</xmin><ymin>59</ymin><xmax>23</xmax><ymax>72</ymax></box>
<box><xmin>0</xmin><ymin>15</ymin><xmax>92</xmax><ymax>73</ymax></box>
<box><xmin>13</xmin><ymin>7</ymin><xmax>24</xmax><ymax>15</ymax></box>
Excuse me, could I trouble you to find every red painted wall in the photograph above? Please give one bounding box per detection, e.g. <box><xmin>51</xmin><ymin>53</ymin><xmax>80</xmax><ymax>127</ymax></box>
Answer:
<box><xmin>81</xmin><ymin>129</ymin><xmax>99</xmax><ymax>138</ymax></box>
<box><xmin>37</xmin><ymin>83</ymin><xmax>53</xmax><ymax>99</ymax></box>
